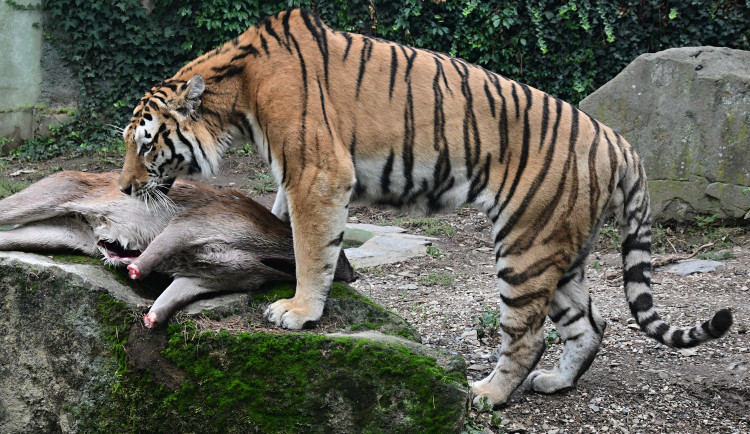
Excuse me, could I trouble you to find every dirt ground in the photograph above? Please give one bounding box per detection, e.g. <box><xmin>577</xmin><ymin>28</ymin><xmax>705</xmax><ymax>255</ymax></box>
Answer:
<box><xmin>1</xmin><ymin>152</ymin><xmax>748</xmax><ymax>433</ymax></box>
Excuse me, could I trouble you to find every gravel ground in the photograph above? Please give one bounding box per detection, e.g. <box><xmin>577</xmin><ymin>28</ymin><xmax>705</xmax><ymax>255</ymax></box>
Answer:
<box><xmin>346</xmin><ymin>204</ymin><xmax>750</xmax><ymax>433</ymax></box>
<box><xmin>3</xmin><ymin>155</ymin><xmax>748</xmax><ymax>433</ymax></box>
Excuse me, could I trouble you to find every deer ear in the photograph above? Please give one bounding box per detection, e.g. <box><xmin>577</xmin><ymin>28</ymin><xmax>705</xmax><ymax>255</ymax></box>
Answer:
<box><xmin>184</xmin><ymin>75</ymin><xmax>205</xmax><ymax>100</ymax></box>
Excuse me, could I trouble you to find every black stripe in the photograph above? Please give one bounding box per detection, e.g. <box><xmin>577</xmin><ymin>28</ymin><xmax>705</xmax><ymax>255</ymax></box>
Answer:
<box><xmin>467</xmin><ymin>154</ymin><xmax>491</xmax><ymax>203</ymax></box>
<box><xmin>450</xmin><ymin>59</ymin><xmax>481</xmax><ymax>179</ymax></box>
<box><xmin>389</xmin><ymin>45</ymin><xmax>398</xmax><ymax>100</ymax></box>
<box><xmin>499</xmin><ymin>288</ymin><xmax>549</xmax><ymax>308</ymax></box>
<box><xmin>557</xmin><ymin>271</ymin><xmax>576</xmax><ymax>289</ymax></box>
<box><xmin>549</xmin><ymin>307</ymin><xmax>569</xmax><ymax>323</ymax></box>
<box><xmin>230</xmin><ymin>44</ymin><xmax>259</xmax><ymax>62</ymax></box>
<box><xmin>399</xmin><ymin>46</ymin><xmax>417</xmax><ymax>80</ymax></box>
<box><xmin>317</xmin><ymin>78</ymin><xmax>332</xmax><ymax>138</ymax></box>
<box><xmin>629</xmin><ymin>292</ymin><xmax>653</xmax><ymax>314</ymax></box>
<box><xmin>510</xmin><ymin>82</ymin><xmax>520</xmax><ymax>119</ymax></box>
<box><xmin>492</xmin><ymin>75</ymin><xmax>509</xmax><ymax>163</ymax></box>
<box><xmin>587</xmin><ymin>118</ymin><xmax>602</xmax><ymax>223</ymax></box>
<box><xmin>670</xmin><ymin>329</ymin><xmax>685</xmax><ymax>346</ymax></box>
<box><xmin>624</xmin><ymin>261</ymin><xmax>651</xmax><ymax>285</ymax></box>
<box><xmin>497</xmin><ymin>251</ymin><xmax>566</xmax><ymax>286</ymax></box>
<box><xmin>401</xmin><ymin>81</ymin><xmax>415</xmax><ymax>198</ymax></box>
<box><xmin>342</xmin><ymin>33</ymin><xmax>353</xmax><ymax>60</ymax></box>
<box><xmin>264</xmin><ymin>14</ymin><xmax>290</xmax><ymax>53</ymax></box>
<box><xmin>281</xmin><ymin>143</ymin><xmax>289</xmax><ymax>186</ymax></box>
<box><xmin>355</xmin><ymin>38</ymin><xmax>373</xmax><ymax>99</ymax></box>
<box><xmin>623</xmin><ymin>239</ymin><xmax>651</xmax><ymax>254</ymax></box>
<box><xmin>638</xmin><ymin>311</ymin><xmax>660</xmax><ymax>329</ymax></box>
<box><xmin>380</xmin><ymin>149</ymin><xmax>395</xmax><ymax>194</ymax></box>
<box><xmin>489</xmin><ymin>157</ymin><xmax>512</xmax><ymax>226</ymax></box>
<box><xmin>210</xmin><ymin>65</ymin><xmax>245</xmax><ymax>82</ymax></box>
<box><xmin>175</xmin><ymin>123</ymin><xmax>207</xmax><ymax>162</ymax></box>
<box><xmin>259</xmin><ymin>34</ymin><xmax>269</xmax><ymax>55</ymax></box>
<box><xmin>539</xmin><ymin>94</ymin><xmax>550</xmax><ymax>150</ymax></box>
<box><xmin>587</xmin><ymin>296</ymin><xmax>601</xmax><ymax>335</ymax></box>
<box><xmin>328</xmin><ymin>231</ymin><xmax>345</xmax><ymax>247</ymax></box>
<box><xmin>301</xmin><ymin>11</ymin><xmax>330</xmax><ymax>90</ymax></box>
<box><xmin>284</xmin><ymin>27</ymin><xmax>309</xmax><ymax>161</ymax></box>
<box><xmin>563</xmin><ymin>311</ymin><xmax>584</xmax><ymax>327</ymax></box>
<box><xmin>484</xmin><ymin>80</ymin><xmax>496</xmax><ymax>118</ymax></box>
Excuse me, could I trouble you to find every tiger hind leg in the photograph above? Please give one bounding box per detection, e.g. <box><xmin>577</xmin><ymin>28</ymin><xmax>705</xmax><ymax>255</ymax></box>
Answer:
<box><xmin>526</xmin><ymin>264</ymin><xmax>607</xmax><ymax>394</ymax></box>
<box><xmin>471</xmin><ymin>255</ymin><xmax>562</xmax><ymax>409</ymax></box>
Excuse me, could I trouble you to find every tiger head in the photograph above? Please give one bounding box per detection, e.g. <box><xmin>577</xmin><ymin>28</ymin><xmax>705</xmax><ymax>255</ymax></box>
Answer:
<box><xmin>119</xmin><ymin>74</ymin><xmax>221</xmax><ymax>199</ymax></box>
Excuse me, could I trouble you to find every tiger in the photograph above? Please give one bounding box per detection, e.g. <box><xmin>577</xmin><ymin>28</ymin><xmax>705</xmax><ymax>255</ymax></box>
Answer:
<box><xmin>0</xmin><ymin>171</ymin><xmax>354</xmax><ymax>328</ymax></box>
<box><xmin>118</xmin><ymin>9</ymin><xmax>732</xmax><ymax>408</ymax></box>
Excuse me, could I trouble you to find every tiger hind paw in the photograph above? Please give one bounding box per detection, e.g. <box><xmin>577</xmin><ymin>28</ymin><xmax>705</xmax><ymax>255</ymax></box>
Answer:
<box><xmin>525</xmin><ymin>369</ymin><xmax>575</xmax><ymax>395</ymax></box>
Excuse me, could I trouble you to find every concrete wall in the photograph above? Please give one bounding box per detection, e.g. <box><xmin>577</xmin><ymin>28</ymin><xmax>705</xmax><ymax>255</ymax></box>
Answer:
<box><xmin>0</xmin><ymin>1</ymin><xmax>77</xmax><ymax>153</ymax></box>
<box><xmin>0</xmin><ymin>0</ymin><xmax>42</xmax><ymax>151</ymax></box>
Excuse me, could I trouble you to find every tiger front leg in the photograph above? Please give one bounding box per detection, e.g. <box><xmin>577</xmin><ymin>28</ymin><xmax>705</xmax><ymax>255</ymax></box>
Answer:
<box><xmin>264</xmin><ymin>163</ymin><xmax>354</xmax><ymax>330</ymax></box>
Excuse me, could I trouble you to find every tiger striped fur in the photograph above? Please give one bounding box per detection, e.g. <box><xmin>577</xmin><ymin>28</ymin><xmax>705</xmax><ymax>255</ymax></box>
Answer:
<box><xmin>118</xmin><ymin>9</ymin><xmax>732</xmax><ymax>408</ymax></box>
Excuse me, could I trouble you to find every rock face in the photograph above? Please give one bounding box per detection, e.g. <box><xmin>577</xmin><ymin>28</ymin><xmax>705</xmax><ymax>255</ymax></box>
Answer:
<box><xmin>0</xmin><ymin>251</ymin><xmax>468</xmax><ymax>433</ymax></box>
<box><xmin>580</xmin><ymin>46</ymin><xmax>750</xmax><ymax>223</ymax></box>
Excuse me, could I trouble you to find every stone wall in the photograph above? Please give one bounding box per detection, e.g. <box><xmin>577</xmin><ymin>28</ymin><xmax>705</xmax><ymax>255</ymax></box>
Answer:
<box><xmin>0</xmin><ymin>2</ymin><xmax>77</xmax><ymax>153</ymax></box>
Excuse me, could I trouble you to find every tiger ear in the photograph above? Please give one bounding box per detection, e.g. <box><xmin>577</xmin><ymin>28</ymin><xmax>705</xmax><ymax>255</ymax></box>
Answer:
<box><xmin>174</xmin><ymin>75</ymin><xmax>205</xmax><ymax>116</ymax></box>
<box><xmin>184</xmin><ymin>75</ymin><xmax>205</xmax><ymax>100</ymax></box>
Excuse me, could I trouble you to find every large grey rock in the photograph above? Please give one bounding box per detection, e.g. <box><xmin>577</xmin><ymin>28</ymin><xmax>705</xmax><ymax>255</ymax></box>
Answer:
<box><xmin>0</xmin><ymin>252</ymin><xmax>468</xmax><ymax>433</ymax></box>
<box><xmin>580</xmin><ymin>47</ymin><xmax>750</xmax><ymax>223</ymax></box>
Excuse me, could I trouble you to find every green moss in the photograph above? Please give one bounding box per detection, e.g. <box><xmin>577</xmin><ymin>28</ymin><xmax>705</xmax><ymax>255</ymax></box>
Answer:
<box><xmin>250</xmin><ymin>281</ymin><xmax>296</xmax><ymax>304</ymax></box>
<box><xmin>99</xmin><ymin>330</ymin><xmax>465</xmax><ymax>433</ymax></box>
<box><xmin>94</xmin><ymin>294</ymin><xmax>134</xmax><ymax>376</ymax></box>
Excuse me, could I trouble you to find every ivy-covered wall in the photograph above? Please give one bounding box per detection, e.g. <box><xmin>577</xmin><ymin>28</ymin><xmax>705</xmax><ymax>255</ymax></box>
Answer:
<box><xmin>8</xmin><ymin>0</ymin><xmax>750</xmax><ymax>157</ymax></box>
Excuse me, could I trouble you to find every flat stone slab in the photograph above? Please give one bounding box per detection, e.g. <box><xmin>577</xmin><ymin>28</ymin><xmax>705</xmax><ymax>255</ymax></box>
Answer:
<box><xmin>346</xmin><ymin>223</ymin><xmax>406</xmax><ymax>234</ymax></box>
<box><xmin>0</xmin><ymin>251</ymin><xmax>151</xmax><ymax>308</ymax></box>
<box><xmin>658</xmin><ymin>259</ymin><xmax>726</xmax><ymax>276</ymax></box>
<box><xmin>344</xmin><ymin>224</ymin><xmax>436</xmax><ymax>268</ymax></box>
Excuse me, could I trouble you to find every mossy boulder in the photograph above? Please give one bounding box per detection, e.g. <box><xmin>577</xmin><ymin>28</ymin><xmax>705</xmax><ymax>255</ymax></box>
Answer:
<box><xmin>580</xmin><ymin>46</ymin><xmax>750</xmax><ymax>223</ymax></box>
<box><xmin>0</xmin><ymin>251</ymin><xmax>468</xmax><ymax>433</ymax></box>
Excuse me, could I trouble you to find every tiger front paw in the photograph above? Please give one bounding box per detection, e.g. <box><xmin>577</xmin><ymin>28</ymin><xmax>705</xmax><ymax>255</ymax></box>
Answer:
<box><xmin>263</xmin><ymin>297</ymin><xmax>324</xmax><ymax>330</ymax></box>
<box><xmin>470</xmin><ymin>384</ymin><xmax>508</xmax><ymax>411</ymax></box>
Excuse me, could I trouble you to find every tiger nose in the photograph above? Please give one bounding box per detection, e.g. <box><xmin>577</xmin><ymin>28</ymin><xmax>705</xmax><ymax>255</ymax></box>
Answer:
<box><xmin>119</xmin><ymin>184</ymin><xmax>133</xmax><ymax>196</ymax></box>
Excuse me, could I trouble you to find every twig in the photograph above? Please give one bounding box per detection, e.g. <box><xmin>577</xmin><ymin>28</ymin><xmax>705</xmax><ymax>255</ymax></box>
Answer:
<box><xmin>652</xmin><ymin>243</ymin><xmax>715</xmax><ymax>268</ymax></box>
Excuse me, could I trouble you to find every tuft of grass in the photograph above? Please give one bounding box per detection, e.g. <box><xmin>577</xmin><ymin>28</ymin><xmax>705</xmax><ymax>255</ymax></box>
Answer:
<box><xmin>251</xmin><ymin>169</ymin><xmax>277</xmax><ymax>194</ymax></box>
<box><xmin>697</xmin><ymin>250</ymin><xmax>735</xmax><ymax>261</ymax></box>
<box><xmin>545</xmin><ymin>328</ymin><xmax>561</xmax><ymax>347</ymax></box>
<box><xmin>419</xmin><ymin>272</ymin><xmax>456</xmax><ymax>287</ymax></box>
<box><xmin>597</xmin><ymin>222</ymin><xmax>621</xmax><ymax>251</ymax></box>
<box><xmin>426</xmin><ymin>246</ymin><xmax>444</xmax><ymax>259</ymax></box>
<box><xmin>473</xmin><ymin>309</ymin><xmax>500</xmax><ymax>340</ymax></box>
<box><xmin>394</xmin><ymin>217</ymin><xmax>456</xmax><ymax>237</ymax></box>
<box><xmin>0</xmin><ymin>179</ymin><xmax>30</xmax><ymax>199</ymax></box>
